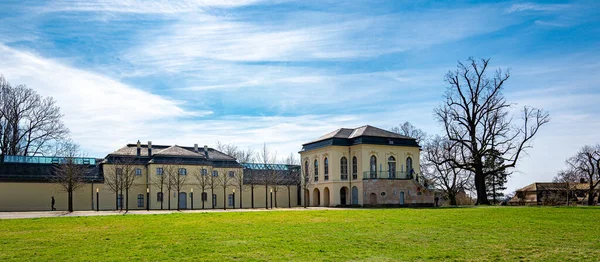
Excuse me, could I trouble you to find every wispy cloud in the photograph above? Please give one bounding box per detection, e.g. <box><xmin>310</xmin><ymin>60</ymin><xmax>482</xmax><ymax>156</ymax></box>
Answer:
<box><xmin>36</xmin><ymin>0</ymin><xmax>272</xmax><ymax>14</ymax></box>
<box><xmin>506</xmin><ymin>2</ymin><xmax>572</xmax><ymax>13</ymax></box>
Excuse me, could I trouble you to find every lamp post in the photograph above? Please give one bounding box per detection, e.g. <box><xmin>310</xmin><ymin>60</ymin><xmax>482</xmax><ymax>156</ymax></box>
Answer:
<box><xmin>270</xmin><ymin>188</ymin><xmax>273</xmax><ymax>209</ymax></box>
<box><xmin>96</xmin><ymin>188</ymin><xmax>99</xmax><ymax>212</ymax></box>
<box><xmin>190</xmin><ymin>188</ymin><xmax>194</xmax><ymax>210</ymax></box>
<box><xmin>232</xmin><ymin>188</ymin><xmax>236</xmax><ymax>209</ymax></box>
<box><xmin>146</xmin><ymin>188</ymin><xmax>150</xmax><ymax>211</ymax></box>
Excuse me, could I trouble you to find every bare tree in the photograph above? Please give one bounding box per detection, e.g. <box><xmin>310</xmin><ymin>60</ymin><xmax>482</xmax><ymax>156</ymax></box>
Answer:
<box><xmin>217</xmin><ymin>169</ymin><xmax>234</xmax><ymax>210</ymax></box>
<box><xmin>283</xmin><ymin>153</ymin><xmax>300</xmax><ymax>208</ymax></box>
<box><xmin>112</xmin><ymin>157</ymin><xmax>139</xmax><ymax>212</ymax></box>
<box><xmin>104</xmin><ymin>163</ymin><xmax>123</xmax><ymax>211</ymax></box>
<box><xmin>257</xmin><ymin>143</ymin><xmax>277</xmax><ymax>208</ymax></box>
<box><xmin>216</xmin><ymin>141</ymin><xmax>255</xmax><ymax>209</ymax></box>
<box><xmin>152</xmin><ymin>166</ymin><xmax>168</xmax><ymax>210</ymax></box>
<box><xmin>300</xmin><ymin>160</ymin><xmax>315</xmax><ymax>208</ymax></box>
<box><xmin>391</xmin><ymin>121</ymin><xmax>427</xmax><ymax>144</ymax></box>
<box><xmin>0</xmin><ymin>76</ymin><xmax>69</xmax><ymax>158</ymax></box>
<box><xmin>208</xmin><ymin>169</ymin><xmax>219</xmax><ymax>209</ymax></box>
<box><xmin>51</xmin><ymin>141</ymin><xmax>87</xmax><ymax>212</ymax></box>
<box><xmin>166</xmin><ymin>162</ymin><xmax>189</xmax><ymax>211</ymax></box>
<box><xmin>424</xmin><ymin>136</ymin><xmax>473</xmax><ymax>206</ymax></box>
<box><xmin>565</xmin><ymin>144</ymin><xmax>600</xmax><ymax>205</ymax></box>
<box><xmin>193</xmin><ymin>168</ymin><xmax>210</xmax><ymax>209</ymax></box>
<box><xmin>434</xmin><ymin>58</ymin><xmax>550</xmax><ymax>205</ymax></box>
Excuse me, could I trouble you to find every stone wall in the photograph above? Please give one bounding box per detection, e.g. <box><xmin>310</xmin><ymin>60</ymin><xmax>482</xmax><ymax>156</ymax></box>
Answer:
<box><xmin>362</xmin><ymin>179</ymin><xmax>434</xmax><ymax>206</ymax></box>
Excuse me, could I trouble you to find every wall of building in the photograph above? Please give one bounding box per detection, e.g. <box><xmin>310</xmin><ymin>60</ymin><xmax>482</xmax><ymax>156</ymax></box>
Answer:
<box><xmin>300</xmin><ymin>143</ymin><xmax>425</xmax><ymax>207</ymax></box>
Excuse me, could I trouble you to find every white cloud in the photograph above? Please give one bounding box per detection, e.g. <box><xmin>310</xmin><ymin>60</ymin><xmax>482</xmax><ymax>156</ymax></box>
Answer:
<box><xmin>36</xmin><ymin>0</ymin><xmax>271</xmax><ymax>14</ymax></box>
<box><xmin>0</xmin><ymin>45</ymin><xmax>210</xmax><ymax>154</ymax></box>
<box><xmin>506</xmin><ymin>3</ymin><xmax>571</xmax><ymax>13</ymax></box>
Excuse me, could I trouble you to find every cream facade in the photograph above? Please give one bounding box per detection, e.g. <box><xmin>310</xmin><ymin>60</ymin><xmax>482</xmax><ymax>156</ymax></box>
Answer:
<box><xmin>300</xmin><ymin>125</ymin><xmax>434</xmax><ymax>207</ymax></box>
<box><xmin>0</xmin><ymin>143</ymin><xmax>300</xmax><ymax>211</ymax></box>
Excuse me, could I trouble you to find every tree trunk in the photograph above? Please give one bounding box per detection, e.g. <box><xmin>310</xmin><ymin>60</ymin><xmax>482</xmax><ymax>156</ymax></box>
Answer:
<box><xmin>68</xmin><ymin>190</ymin><xmax>73</xmax><ymax>213</ymax></box>
<box><xmin>168</xmin><ymin>188</ymin><xmax>171</xmax><ymax>210</ymax></box>
<box><xmin>265</xmin><ymin>184</ymin><xmax>268</xmax><ymax>209</ymax></box>
<box><xmin>251</xmin><ymin>186</ymin><xmax>255</xmax><ymax>208</ymax></box>
<box><xmin>202</xmin><ymin>189</ymin><xmax>205</xmax><ymax>209</ymax></box>
<box><xmin>125</xmin><ymin>189</ymin><xmax>129</xmax><ymax>211</ymax></box>
<box><xmin>448</xmin><ymin>192</ymin><xmax>457</xmax><ymax>206</ymax></box>
<box><xmin>588</xmin><ymin>181</ymin><xmax>594</xmax><ymax>206</ymax></box>
<box><xmin>176</xmin><ymin>190</ymin><xmax>180</xmax><ymax>211</ymax></box>
<box><xmin>115</xmin><ymin>192</ymin><xmax>118</xmax><ymax>211</ymax></box>
<box><xmin>288</xmin><ymin>186</ymin><xmax>291</xmax><ymax>208</ymax></box>
<box><xmin>223</xmin><ymin>188</ymin><xmax>227</xmax><ymax>210</ymax></box>
<box><xmin>275</xmin><ymin>190</ymin><xmax>278</xmax><ymax>208</ymax></box>
<box><xmin>239</xmin><ymin>185</ymin><xmax>243</xmax><ymax>209</ymax></box>
<box><xmin>475</xmin><ymin>173</ymin><xmax>490</xmax><ymax>205</ymax></box>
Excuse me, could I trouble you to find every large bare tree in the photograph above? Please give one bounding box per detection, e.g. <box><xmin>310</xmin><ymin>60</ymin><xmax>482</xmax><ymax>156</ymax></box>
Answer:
<box><xmin>0</xmin><ymin>76</ymin><xmax>69</xmax><ymax>158</ymax></box>
<box><xmin>51</xmin><ymin>141</ymin><xmax>87</xmax><ymax>212</ymax></box>
<box><xmin>283</xmin><ymin>153</ymin><xmax>300</xmax><ymax>208</ymax></box>
<box><xmin>209</xmin><ymin>169</ymin><xmax>219</xmax><ymax>209</ymax></box>
<box><xmin>434</xmin><ymin>58</ymin><xmax>550</xmax><ymax>205</ymax></box>
<box><xmin>391</xmin><ymin>121</ymin><xmax>427</xmax><ymax>144</ymax></box>
<box><xmin>565</xmin><ymin>144</ymin><xmax>600</xmax><ymax>205</ymax></box>
<box><xmin>423</xmin><ymin>136</ymin><xmax>472</xmax><ymax>206</ymax></box>
<box><xmin>216</xmin><ymin>141</ymin><xmax>255</xmax><ymax>209</ymax></box>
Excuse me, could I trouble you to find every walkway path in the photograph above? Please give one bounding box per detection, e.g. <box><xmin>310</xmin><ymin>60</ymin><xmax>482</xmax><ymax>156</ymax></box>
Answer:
<box><xmin>0</xmin><ymin>207</ymin><xmax>360</xmax><ymax>220</ymax></box>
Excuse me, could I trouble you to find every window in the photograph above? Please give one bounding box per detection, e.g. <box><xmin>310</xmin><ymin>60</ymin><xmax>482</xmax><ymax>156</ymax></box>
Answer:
<box><xmin>178</xmin><ymin>168</ymin><xmax>187</xmax><ymax>176</ymax></box>
<box><xmin>324</xmin><ymin>158</ymin><xmax>329</xmax><ymax>180</ymax></box>
<box><xmin>135</xmin><ymin>168</ymin><xmax>142</xmax><ymax>176</ymax></box>
<box><xmin>340</xmin><ymin>157</ymin><xmax>348</xmax><ymax>180</ymax></box>
<box><xmin>388</xmin><ymin>156</ymin><xmax>396</xmax><ymax>178</ymax></box>
<box><xmin>201</xmin><ymin>169</ymin><xmax>207</xmax><ymax>176</ymax></box>
<box><xmin>157</xmin><ymin>192</ymin><xmax>163</xmax><ymax>202</ymax></box>
<box><xmin>314</xmin><ymin>160</ymin><xmax>319</xmax><ymax>182</ymax></box>
<box><xmin>156</xmin><ymin>168</ymin><xmax>163</xmax><ymax>176</ymax></box>
<box><xmin>212</xmin><ymin>170</ymin><xmax>219</xmax><ymax>177</ymax></box>
<box><xmin>352</xmin><ymin>156</ymin><xmax>358</xmax><ymax>180</ymax></box>
<box><xmin>406</xmin><ymin>157</ymin><xmax>413</xmax><ymax>177</ymax></box>
<box><xmin>202</xmin><ymin>192</ymin><xmax>208</xmax><ymax>201</ymax></box>
<box><xmin>228</xmin><ymin>171</ymin><xmax>235</xmax><ymax>178</ymax></box>
<box><xmin>370</xmin><ymin>155</ymin><xmax>377</xmax><ymax>178</ymax></box>
<box><xmin>137</xmin><ymin>194</ymin><xmax>144</xmax><ymax>207</ymax></box>
<box><xmin>228</xmin><ymin>194</ymin><xmax>234</xmax><ymax>206</ymax></box>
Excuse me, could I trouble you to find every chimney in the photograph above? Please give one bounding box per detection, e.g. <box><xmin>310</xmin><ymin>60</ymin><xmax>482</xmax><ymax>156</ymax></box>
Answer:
<box><xmin>148</xmin><ymin>141</ymin><xmax>152</xmax><ymax>156</ymax></box>
<box><xmin>136</xmin><ymin>140</ymin><xmax>141</xmax><ymax>156</ymax></box>
<box><xmin>194</xmin><ymin>144</ymin><xmax>198</xmax><ymax>152</ymax></box>
<box><xmin>204</xmin><ymin>145</ymin><xmax>209</xmax><ymax>158</ymax></box>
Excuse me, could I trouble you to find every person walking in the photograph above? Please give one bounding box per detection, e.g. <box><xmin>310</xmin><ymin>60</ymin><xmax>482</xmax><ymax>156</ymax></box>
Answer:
<box><xmin>51</xmin><ymin>196</ymin><xmax>56</xmax><ymax>211</ymax></box>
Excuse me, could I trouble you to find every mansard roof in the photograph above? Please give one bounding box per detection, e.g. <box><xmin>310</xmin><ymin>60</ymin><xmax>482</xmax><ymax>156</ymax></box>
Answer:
<box><xmin>106</xmin><ymin>143</ymin><xmax>238</xmax><ymax>166</ymax></box>
<box><xmin>302</xmin><ymin>125</ymin><xmax>419</xmax><ymax>151</ymax></box>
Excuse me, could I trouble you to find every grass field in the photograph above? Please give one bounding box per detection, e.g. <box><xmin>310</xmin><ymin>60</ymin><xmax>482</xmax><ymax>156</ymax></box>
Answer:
<box><xmin>1</xmin><ymin>207</ymin><xmax>599</xmax><ymax>261</ymax></box>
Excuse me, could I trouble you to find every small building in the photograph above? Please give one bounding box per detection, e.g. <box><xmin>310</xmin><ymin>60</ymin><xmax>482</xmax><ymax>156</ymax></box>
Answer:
<box><xmin>300</xmin><ymin>125</ymin><xmax>434</xmax><ymax>207</ymax></box>
<box><xmin>509</xmin><ymin>182</ymin><xmax>597</xmax><ymax>206</ymax></box>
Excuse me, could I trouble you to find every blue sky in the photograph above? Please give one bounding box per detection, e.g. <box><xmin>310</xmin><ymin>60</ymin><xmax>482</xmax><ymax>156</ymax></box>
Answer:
<box><xmin>0</xmin><ymin>0</ymin><xmax>599</xmax><ymax>193</ymax></box>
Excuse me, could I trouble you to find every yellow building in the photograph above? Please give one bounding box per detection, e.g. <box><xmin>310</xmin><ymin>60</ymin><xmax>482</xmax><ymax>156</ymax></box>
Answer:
<box><xmin>300</xmin><ymin>125</ymin><xmax>434</xmax><ymax>207</ymax></box>
<box><xmin>0</xmin><ymin>142</ymin><xmax>300</xmax><ymax>211</ymax></box>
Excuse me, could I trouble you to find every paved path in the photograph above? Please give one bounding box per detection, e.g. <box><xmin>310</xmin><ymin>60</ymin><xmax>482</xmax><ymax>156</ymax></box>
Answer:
<box><xmin>0</xmin><ymin>207</ymin><xmax>359</xmax><ymax>220</ymax></box>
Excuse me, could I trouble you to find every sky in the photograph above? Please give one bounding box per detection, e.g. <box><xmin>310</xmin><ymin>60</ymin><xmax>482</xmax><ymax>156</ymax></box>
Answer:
<box><xmin>0</xmin><ymin>0</ymin><xmax>599</xmax><ymax>193</ymax></box>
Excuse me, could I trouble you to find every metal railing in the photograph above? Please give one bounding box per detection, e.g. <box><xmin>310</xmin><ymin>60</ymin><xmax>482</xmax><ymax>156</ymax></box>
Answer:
<box><xmin>362</xmin><ymin>171</ymin><xmax>414</xmax><ymax>180</ymax></box>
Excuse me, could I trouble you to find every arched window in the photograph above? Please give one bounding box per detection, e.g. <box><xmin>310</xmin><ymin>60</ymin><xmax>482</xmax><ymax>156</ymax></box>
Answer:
<box><xmin>352</xmin><ymin>156</ymin><xmax>358</xmax><ymax>180</ymax></box>
<box><xmin>406</xmin><ymin>157</ymin><xmax>413</xmax><ymax>177</ymax></box>
<box><xmin>304</xmin><ymin>161</ymin><xmax>309</xmax><ymax>182</ymax></box>
<box><xmin>370</xmin><ymin>155</ymin><xmax>377</xmax><ymax>178</ymax></box>
<box><xmin>340</xmin><ymin>157</ymin><xmax>348</xmax><ymax>180</ymax></box>
<box><xmin>324</xmin><ymin>158</ymin><xmax>329</xmax><ymax>180</ymax></box>
<box><xmin>388</xmin><ymin>156</ymin><xmax>396</xmax><ymax>178</ymax></box>
<box><xmin>314</xmin><ymin>160</ymin><xmax>319</xmax><ymax>182</ymax></box>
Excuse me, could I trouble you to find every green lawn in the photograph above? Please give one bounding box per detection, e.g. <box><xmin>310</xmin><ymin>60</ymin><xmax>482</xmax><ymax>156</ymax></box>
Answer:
<box><xmin>1</xmin><ymin>207</ymin><xmax>599</xmax><ymax>261</ymax></box>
